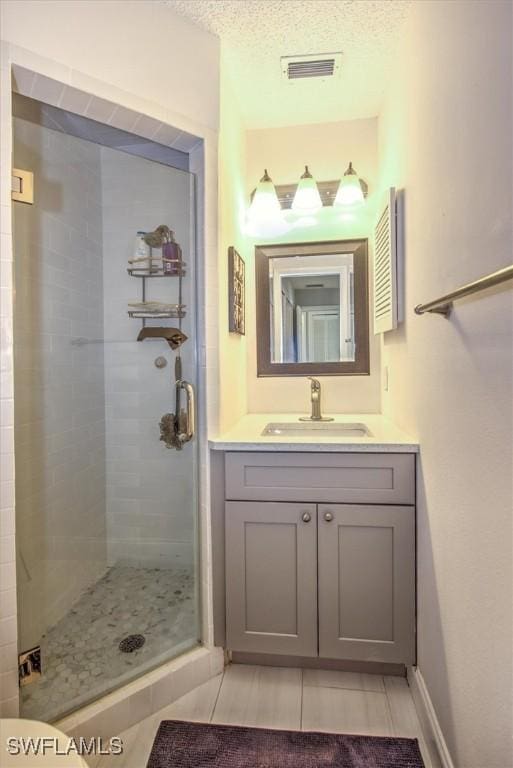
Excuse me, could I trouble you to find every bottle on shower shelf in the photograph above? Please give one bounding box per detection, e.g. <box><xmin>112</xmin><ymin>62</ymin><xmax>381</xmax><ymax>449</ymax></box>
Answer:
<box><xmin>162</xmin><ymin>230</ymin><xmax>183</xmax><ymax>275</ymax></box>
<box><xmin>129</xmin><ymin>231</ymin><xmax>163</xmax><ymax>273</ymax></box>
<box><xmin>134</xmin><ymin>231</ymin><xmax>149</xmax><ymax>260</ymax></box>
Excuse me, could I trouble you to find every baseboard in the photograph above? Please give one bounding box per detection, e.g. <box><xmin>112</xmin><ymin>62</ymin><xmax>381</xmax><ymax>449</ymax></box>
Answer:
<box><xmin>231</xmin><ymin>651</ymin><xmax>405</xmax><ymax>677</ymax></box>
<box><xmin>408</xmin><ymin>666</ymin><xmax>455</xmax><ymax>768</ymax></box>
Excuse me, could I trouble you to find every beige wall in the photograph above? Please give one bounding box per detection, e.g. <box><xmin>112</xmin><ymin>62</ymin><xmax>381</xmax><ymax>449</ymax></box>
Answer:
<box><xmin>0</xmin><ymin>1</ymin><xmax>219</xmax><ymax>132</ymax></box>
<box><xmin>244</xmin><ymin>119</ymin><xmax>381</xmax><ymax>414</ymax></box>
<box><xmin>218</xmin><ymin>69</ymin><xmax>248</xmax><ymax>432</ymax></box>
<box><xmin>378</xmin><ymin>1</ymin><xmax>513</xmax><ymax>765</ymax></box>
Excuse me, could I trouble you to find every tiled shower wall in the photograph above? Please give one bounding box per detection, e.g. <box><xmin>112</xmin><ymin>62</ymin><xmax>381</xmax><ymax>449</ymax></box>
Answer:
<box><xmin>12</xmin><ymin>117</ymin><xmax>107</xmax><ymax>651</ymax></box>
<box><xmin>101</xmin><ymin>147</ymin><xmax>197</xmax><ymax>569</ymax></box>
<box><xmin>0</xmin><ymin>61</ymin><xmax>16</xmax><ymax>716</ymax></box>
<box><xmin>11</xmin><ymin>121</ymin><xmax>199</xmax><ymax>652</ymax></box>
<box><xmin>0</xmin><ymin>37</ymin><xmax>219</xmax><ymax>716</ymax></box>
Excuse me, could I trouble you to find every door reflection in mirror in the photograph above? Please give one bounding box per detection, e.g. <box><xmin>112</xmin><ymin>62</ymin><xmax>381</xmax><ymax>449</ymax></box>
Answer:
<box><xmin>256</xmin><ymin>240</ymin><xmax>369</xmax><ymax>377</ymax></box>
<box><xmin>269</xmin><ymin>253</ymin><xmax>355</xmax><ymax>364</ymax></box>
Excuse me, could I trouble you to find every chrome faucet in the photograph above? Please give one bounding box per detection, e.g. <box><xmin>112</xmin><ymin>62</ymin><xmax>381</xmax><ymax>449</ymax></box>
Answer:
<box><xmin>299</xmin><ymin>377</ymin><xmax>334</xmax><ymax>422</ymax></box>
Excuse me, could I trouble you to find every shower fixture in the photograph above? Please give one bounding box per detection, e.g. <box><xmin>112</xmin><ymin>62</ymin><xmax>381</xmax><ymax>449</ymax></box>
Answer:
<box><xmin>159</xmin><ymin>356</ymin><xmax>195</xmax><ymax>450</ymax></box>
<box><xmin>137</xmin><ymin>326</ymin><xmax>188</xmax><ymax>349</ymax></box>
<box><xmin>132</xmin><ymin>231</ymin><xmax>193</xmax><ymax>449</ymax></box>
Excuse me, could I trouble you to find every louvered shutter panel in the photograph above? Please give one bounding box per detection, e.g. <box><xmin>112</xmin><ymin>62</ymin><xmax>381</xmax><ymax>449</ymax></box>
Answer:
<box><xmin>374</xmin><ymin>188</ymin><xmax>398</xmax><ymax>334</ymax></box>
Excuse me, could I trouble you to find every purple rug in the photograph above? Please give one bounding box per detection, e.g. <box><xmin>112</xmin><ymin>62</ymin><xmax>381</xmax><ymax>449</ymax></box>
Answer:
<box><xmin>146</xmin><ymin>720</ymin><xmax>425</xmax><ymax>768</ymax></box>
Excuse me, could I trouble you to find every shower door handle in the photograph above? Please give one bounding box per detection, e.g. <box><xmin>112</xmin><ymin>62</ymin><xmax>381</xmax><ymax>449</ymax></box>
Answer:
<box><xmin>178</xmin><ymin>380</ymin><xmax>195</xmax><ymax>443</ymax></box>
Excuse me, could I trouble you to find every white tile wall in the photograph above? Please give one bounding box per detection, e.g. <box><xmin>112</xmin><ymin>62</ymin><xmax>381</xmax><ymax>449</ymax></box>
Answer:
<box><xmin>12</xmin><ymin>116</ymin><xmax>108</xmax><ymax>650</ymax></box>
<box><xmin>0</xmin><ymin>42</ymin><xmax>220</xmax><ymax>717</ymax></box>
<box><xmin>190</xmin><ymin>140</ymin><xmax>218</xmax><ymax>645</ymax></box>
<box><xmin>100</xmin><ymin>147</ymin><xmax>198</xmax><ymax>570</ymax></box>
<box><xmin>6</xmin><ymin>119</ymin><xmax>205</xmax><ymax>720</ymax></box>
<box><xmin>0</xmin><ymin>42</ymin><xmax>18</xmax><ymax>718</ymax></box>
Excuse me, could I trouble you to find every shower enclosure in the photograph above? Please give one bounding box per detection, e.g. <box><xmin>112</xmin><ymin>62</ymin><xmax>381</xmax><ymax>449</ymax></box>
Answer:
<box><xmin>12</xmin><ymin>95</ymin><xmax>200</xmax><ymax>721</ymax></box>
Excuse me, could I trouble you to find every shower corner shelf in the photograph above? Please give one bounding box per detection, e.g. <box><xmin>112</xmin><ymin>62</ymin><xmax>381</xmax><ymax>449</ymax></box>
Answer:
<box><xmin>127</xmin><ymin>266</ymin><xmax>186</xmax><ymax>278</ymax></box>
<box><xmin>127</xmin><ymin>308</ymin><xmax>186</xmax><ymax>320</ymax></box>
<box><xmin>128</xmin><ymin>244</ymin><xmax>186</xmax><ymax>330</ymax></box>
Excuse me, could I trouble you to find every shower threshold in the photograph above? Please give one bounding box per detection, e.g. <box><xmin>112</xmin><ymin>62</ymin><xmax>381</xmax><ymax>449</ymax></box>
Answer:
<box><xmin>21</xmin><ymin>565</ymin><xmax>198</xmax><ymax>722</ymax></box>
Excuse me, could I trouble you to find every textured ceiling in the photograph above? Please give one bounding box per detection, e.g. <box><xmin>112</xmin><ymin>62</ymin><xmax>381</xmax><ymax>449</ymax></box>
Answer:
<box><xmin>164</xmin><ymin>0</ymin><xmax>411</xmax><ymax>128</ymax></box>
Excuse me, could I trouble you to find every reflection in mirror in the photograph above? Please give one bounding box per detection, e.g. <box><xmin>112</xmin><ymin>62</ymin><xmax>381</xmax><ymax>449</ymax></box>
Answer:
<box><xmin>256</xmin><ymin>240</ymin><xmax>369</xmax><ymax>377</ymax></box>
<box><xmin>269</xmin><ymin>253</ymin><xmax>354</xmax><ymax>364</ymax></box>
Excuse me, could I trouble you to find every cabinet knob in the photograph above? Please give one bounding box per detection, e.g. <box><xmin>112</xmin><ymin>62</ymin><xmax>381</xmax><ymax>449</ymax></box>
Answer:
<box><xmin>301</xmin><ymin>511</ymin><xmax>312</xmax><ymax>523</ymax></box>
<box><xmin>324</xmin><ymin>511</ymin><xmax>334</xmax><ymax>522</ymax></box>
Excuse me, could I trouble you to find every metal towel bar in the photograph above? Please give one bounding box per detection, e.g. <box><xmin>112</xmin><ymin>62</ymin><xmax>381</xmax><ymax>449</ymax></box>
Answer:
<box><xmin>414</xmin><ymin>264</ymin><xmax>513</xmax><ymax>317</ymax></box>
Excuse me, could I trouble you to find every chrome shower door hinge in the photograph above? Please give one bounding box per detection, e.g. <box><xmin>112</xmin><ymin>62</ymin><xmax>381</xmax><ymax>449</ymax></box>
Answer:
<box><xmin>18</xmin><ymin>646</ymin><xmax>42</xmax><ymax>686</ymax></box>
<box><xmin>11</xmin><ymin>168</ymin><xmax>34</xmax><ymax>204</ymax></box>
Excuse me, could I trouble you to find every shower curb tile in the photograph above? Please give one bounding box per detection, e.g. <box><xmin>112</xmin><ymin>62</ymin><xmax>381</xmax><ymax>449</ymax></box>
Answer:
<box><xmin>209</xmin><ymin>647</ymin><xmax>226</xmax><ymax>677</ymax></box>
<box><xmin>0</xmin><ymin>695</ymin><xmax>19</xmax><ymax>718</ymax></box>
<box><xmin>58</xmin><ymin>647</ymin><xmax>219</xmax><ymax>740</ymax></box>
<box><xmin>150</xmin><ymin>649</ymin><xmax>211</xmax><ymax>713</ymax></box>
<box><xmin>68</xmin><ymin>698</ymin><xmax>131</xmax><ymax>742</ymax></box>
<box><xmin>128</xmin><ymin>685</ymin><xmax>152</xmax><ymax>724</ymax></box>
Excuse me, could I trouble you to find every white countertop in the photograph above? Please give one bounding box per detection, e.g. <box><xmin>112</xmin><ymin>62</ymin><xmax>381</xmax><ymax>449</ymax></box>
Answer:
<box><xmin>209</xmin><ymin>413</ymin><xmax>419</xmax><ymax>453</ymax></box>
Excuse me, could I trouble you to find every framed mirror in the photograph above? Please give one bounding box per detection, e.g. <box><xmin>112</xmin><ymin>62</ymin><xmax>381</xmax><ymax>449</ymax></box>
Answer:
<box><xmin>256</xmin><ymin>239</ymin><xmax>369</xmax><ymax>376</ymax></box>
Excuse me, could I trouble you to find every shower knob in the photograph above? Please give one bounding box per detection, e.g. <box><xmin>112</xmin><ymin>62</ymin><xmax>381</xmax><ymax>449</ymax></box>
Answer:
<box><xmin>324</xmin><ymin>511</ymin><xmax>334</xmax><ymax>522</ymax></box>
<box><xmin>154</xmin><ymin>356</ymin><xmax>167</xmax><ymax>369</ymax></box>
<box><xmin>301</xmin><ymin>512</ymin><xmax>312</xmax><ymax>523</ymax></box>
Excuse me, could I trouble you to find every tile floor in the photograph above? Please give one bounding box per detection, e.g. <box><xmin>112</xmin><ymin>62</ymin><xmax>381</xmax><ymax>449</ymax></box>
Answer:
<box><xmin>22</xmin><ymin>566</ymin><xmax>197</xmax><ymax>722</ymax></box>
<box><xmin>88</xmin><ymin>664</ymin><xmax>440</xmax><ymax>768</ymax></box>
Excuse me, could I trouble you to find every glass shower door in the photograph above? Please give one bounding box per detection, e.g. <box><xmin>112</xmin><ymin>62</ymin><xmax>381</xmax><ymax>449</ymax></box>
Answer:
<box><xmin>13</xmin><ymin>101</ymin><xmax>200</xmax><ymax>722</ymax></box>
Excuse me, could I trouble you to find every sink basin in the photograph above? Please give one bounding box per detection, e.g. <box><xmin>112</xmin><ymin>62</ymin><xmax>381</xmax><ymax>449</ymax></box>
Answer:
<box><xmin>262</xmin><ymin>422</ymin><xmax>372</xmax><ymax>438</ymax></box>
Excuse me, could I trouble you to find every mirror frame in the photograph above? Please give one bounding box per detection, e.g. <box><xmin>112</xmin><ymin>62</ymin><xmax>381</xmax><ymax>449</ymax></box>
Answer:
<box><xmin>255</xmin><ymin>239</ymin><xmax>370</xmax><ymax>377</ymax></box>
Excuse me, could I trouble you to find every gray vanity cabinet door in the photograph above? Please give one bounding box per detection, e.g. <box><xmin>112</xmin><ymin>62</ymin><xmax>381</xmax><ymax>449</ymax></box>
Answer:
<box><xmin>225</xmin><ymin>501</ymin><xmax>318</xmax><ymax>656</ymax></box>
<box><xmin>318</xmin><ymin>504</ymin><xmax>415</xmax><ymax>664</ymax></box>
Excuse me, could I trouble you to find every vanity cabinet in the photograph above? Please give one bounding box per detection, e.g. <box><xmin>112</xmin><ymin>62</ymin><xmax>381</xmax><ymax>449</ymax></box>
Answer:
<box><xmin>225</xmin><ymin>501</ymin><xmax>318</xmax><ymax>656</ymax></box>
<box><xmin>225</xmin><ymin>451</ymin><xmax>415</xmax><ymax>505</ymax></box>
<box><xmin>223</xmin><ymin>452</ymin><xmax>416</xmax><ymax>666</ymax></box>
<box><xmin>317</xmin><ymin>504</ymin><xmax>414</xmax><ymax>663</ymax></box>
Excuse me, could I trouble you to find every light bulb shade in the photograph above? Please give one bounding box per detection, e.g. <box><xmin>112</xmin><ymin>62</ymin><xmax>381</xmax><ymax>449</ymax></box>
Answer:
<box><xmin>247</xmin><ymin>169</ymin><xmax>289</xmax><ymax>237</ymax></box>
<box><xmin>334</xmin><ymin>163</ymin><xmax>365</xmax><ymax>207</ymax></box>
<box><xmin>291</xmin><ymin>166</ymin><xmax>322</xmax><ymax>214</ymax></box>
<box><xmin>249</xmin><ymin>169</ymin><xmax>281</xmax><ymax>217</ymax></box>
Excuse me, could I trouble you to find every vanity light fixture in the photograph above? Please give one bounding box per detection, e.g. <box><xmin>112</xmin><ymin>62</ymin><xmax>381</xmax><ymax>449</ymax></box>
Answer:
<box><xmin>291</xmin><ymin>165</ymin><xmax>322</xmax><ymax>214</ymax></box>
<box><xmin>247</xmin><ymin>164</ymin><xmax>368</xmax><ymax>236</ymax></box>
<box><xmin>334</xmin><ymin>162</ymin><xmax>365</xmax><ymax>207</ymax></box>
<box><xmin>246</xmin><ymin>168</ymin><xmax>289</xmax><ymax>237</ymax></box>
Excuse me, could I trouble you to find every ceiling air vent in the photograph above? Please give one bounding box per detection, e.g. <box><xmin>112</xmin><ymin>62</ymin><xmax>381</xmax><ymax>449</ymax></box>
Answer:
<box><xmin>281</xmin><ymin>52</ymin><xmax>342</xmax><ymax>82</ymax></box>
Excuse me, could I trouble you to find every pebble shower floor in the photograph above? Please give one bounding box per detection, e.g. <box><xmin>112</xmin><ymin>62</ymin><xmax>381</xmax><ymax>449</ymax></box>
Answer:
<box><xmin>20</xmin><ymin>565</ymin><xmax>197</xmax><ymax>722</ymax></box>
